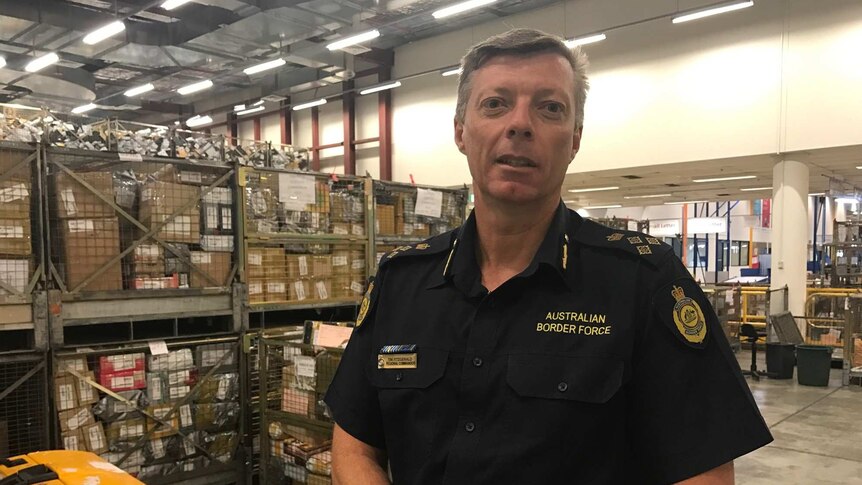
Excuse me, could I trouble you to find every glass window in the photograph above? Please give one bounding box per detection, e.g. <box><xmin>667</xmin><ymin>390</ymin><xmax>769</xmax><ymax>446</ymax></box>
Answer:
<box><xmin>738</xmin><ymin>241</ymin><xmax>750</xmax><ymax>266</ymax></box>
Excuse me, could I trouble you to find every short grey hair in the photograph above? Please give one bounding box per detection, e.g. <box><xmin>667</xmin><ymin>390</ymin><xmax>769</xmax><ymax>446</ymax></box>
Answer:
<box><xmin>455</xmin><ymin>28</ymin><xmax>590</xmax><ymax>128</ymax></box>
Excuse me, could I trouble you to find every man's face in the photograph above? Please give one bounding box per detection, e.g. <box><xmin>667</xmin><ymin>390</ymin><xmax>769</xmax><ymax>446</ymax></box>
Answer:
<box><xmin>455</xmin><ymin>52</ymin><xmax>582</xmax><ymax>206</ymax></box>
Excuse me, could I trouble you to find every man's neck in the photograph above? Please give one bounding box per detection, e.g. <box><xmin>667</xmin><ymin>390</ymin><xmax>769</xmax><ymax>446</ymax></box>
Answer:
<box><xmin>473</xmin><ymin>196</ymin><xmax>559</xmax><ymax>292</ymax></box>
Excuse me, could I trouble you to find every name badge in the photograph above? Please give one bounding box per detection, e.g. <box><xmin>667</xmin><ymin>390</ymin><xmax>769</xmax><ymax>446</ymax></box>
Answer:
<box><xmin>378</xmin><ymin>344</ymin><xmax>418</xmax><ymax>369</ymax></box>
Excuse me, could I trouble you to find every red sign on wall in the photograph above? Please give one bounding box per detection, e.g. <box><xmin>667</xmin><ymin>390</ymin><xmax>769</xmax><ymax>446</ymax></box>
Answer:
<box><xmin>761</xmin><ymin>199</ymin><xmax>771</xmax><ymax>228</ymax></box>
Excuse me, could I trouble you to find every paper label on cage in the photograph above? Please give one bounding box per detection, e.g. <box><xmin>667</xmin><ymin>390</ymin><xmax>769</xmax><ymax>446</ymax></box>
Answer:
<box><xmin>118</xmin><ymin>153</ymin><xmax>143</xmax><ymax>162</ymax></box>
<box><xmin>267</xmin><ymin>282</ymin><xmax>285</xmax><ymax>294</ymax></box>
<box><xmin>206</xmin><ymin>206</ymin><xmax>218</xmax><ymax>228</ymax></box>
<box><xmin>78</xmin><ymin>381</ymin><xmax>96</xmax><ymax>402</ymax></box>
<box><xmin>294</xmin><ymin>281</ymin><xmax>306</xmax><ymax>300</ymax></box>
<box><xmin>217</xmin><ymin>377</ymin><xmax>229</xmax><ymax>400</ymax></box>
<box><xmin>202</xmin><ymin>349</ymin><xmax>230</xmax><ymax>367</ymax></box>
<box><xmin>191</xmin><ymin>252</ymin><xmax>211</xmax><ymax>265</ymax></box>
<box><xmin>350</xmin><ymin>281</ymin><xmax>364</xmax><ymax>294</ymax></box>
<box><xmin>64</xmin><ymin>435</ymin><xmax>81</xmax><ymax>450</ymax></box>
<box><xmin>402</xmin><ymin>223</ymin><xmax>414</xmax><ymax>236</ymax></box>
<box><xmin>67</xmin><ymin>220</ymin><xmax>94</xmax><ymax>233</ymax></box>
<box><xmin>151</xmin><ymin>378</ymin><xmax>163</xmax><ymax>401</ymax></box>
<box><xmin>333</xmin><ymin>225</ymin><xmax>349</xmax><ymax>235</ymax></box>
<box><xmin>351</xmin><ymin>259</ymin><xmax>365</xmax><ymax>270</ymax></box>
<box><xmin>137</xmin><ymin>245</ymin><xmax>160</xmax><ymax>259</ymax></box>
<box><xmin>298</xmin><ymin>256</ymin><xmax>308</xmax><ymax>276</ymax></box>
<box><xmin>294</xmin><ymin>355</ymin><xmax>316</xmax><ymax>378</ymax></box>
<box><xmin>88</xmin><ymin>426</ymin><xmax>103</xmax><ymax>448</ymax></box>
<box><xmin>415</xmin><ymin>188</ymin><xmax>443</xmax><ymax>219</ymax></box>
<box><xmin>221</xmin><ymin>207</ymin><xmax>233</xmax><ymax>230</ymax></box>
<box><xmin>278</xmin><ymin>173</ymin><xmax>316</xmax><ymax>210</ymax></box>
<box><xmin>0</xmin><ymin>224</ymin><xmax>23</xmax><ymax>238</ymax></box>
<box><xmin>249</xmin><ymin>282</ymin><xmax>263</xmax><ymax>295</ymax></box>
<box><xmin>180</xmin><ymin>405</ymin><xmax>192</xmax><ymax>428</ymax></box>
<box><xmin>170</xmin><ymin>385</ymin><xmax>190</xmax><ymax>399</ymax></box>
<box><xmin>111</xmin><ymin>376</ymin><xmax>134</xmax><ymax>389</ymax></box>
<box><xmin>315</xmin><ymin>281</ymin><xmax>329</xmax><ymax>299</ymax></box>
<box><xmin>183</xmin><ymin>437</ymin><xmax>196</xmax><ymax>456</ymax></box>
<box><xmin>180</xmin><ymin>171</ymin><xmax>202</xmax><ymax>184</ymax></box>
<box><xmin>332</xmin><ymin>256</ymin><xmax>348</xmax><ymax>267</ymax></box>
<box><xmin>351</xmin><ymin>224</ymin><xmax>365</xmax><ymax>236</ymax></box>
<box><xmin>184</xmin><ymin>462</ymin><xmax>195</xmax><ymax>472</ymax></box>
<box><xmin>59</xmin><ymin>384</ymin><xmax>74</xmax><ymax>408</ymax></box>
<box><xmin>248</xmin><ymin>253</ymin><xmax>262</xmax><ymax>266</ymax></box>
<box><xmin>169</xmin><ymin>370</ymin><xmax>190</xmax><ymax>386</ymax></box>
<box><xmin>149</xmin><ymin>340</ymin><xmax>169</xmax><ymax>356</ymax></box>
<box><xmin>154</xmin><ymin>407</ymin><xmax>170</xmax><ymax>419</ymax></box>
<box><xmin>151</xmin><ymin>438</ymin><xmax>166</xmax><ymax>458</ymax></box>
<box><xmin>164</xmin><ymin>216</ymin><xmax>192</xmax><ymax>235</ymax></box>
<box><xmin>0</xmin><ymin>183</ymin><xmax>28</xmax><ymax>203</ymax></box>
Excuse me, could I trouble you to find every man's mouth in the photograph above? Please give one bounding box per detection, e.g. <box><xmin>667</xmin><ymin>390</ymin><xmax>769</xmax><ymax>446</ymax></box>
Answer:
<box><xmin>495</xmin><ymin>156</ymin><xmax>537</xmax><ymax>168</ymax></box>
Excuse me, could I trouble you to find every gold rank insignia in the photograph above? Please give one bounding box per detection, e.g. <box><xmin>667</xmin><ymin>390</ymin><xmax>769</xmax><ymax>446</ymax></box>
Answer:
<box><xmin>606</xmin><ymin>233</ymin><xmax>624</xmax><ymax>241</ymax></box>
<box><xmin>356</xmin><ymin>281</ymin><xmax>374</xmax><ymax>328</ymax></box>
<box><xmin>637</xmin><ymin>245</ymin><xmax>652</xmax><ymax>255</ymax></box>
<box><xmin>415</xmin><ymin>243</ymin><xmax>430</xmax><ymax>250</ymax></box>
<box><xmin>646</xmin><ymin>237</ymin><xmax>661</xmax><ymax>245</ymax></box>
<box><xmin>627</xmin><ymin>236</ymin><xmax>643</xmax><ymax>245</ymax></box>
<box><xmin>671</xmin><ymin>285</ymin><xmax>707</xmax><ymax>344</ymax></box>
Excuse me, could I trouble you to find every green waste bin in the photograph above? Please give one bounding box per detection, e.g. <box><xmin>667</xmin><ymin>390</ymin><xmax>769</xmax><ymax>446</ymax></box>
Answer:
<box><xmin>796</xmin><ymin>345</ymin><xmax>833</xmax><ymax>387</ymax></box>
<box><xmin>766</xmin><ymin>343</ymin><xmax>795</xmax><ymax>379</ymax></box>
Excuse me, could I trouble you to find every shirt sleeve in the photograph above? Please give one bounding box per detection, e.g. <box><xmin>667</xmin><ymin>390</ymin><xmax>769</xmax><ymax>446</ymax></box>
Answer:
<box><xmin>323</xmin><ymin>275</ymin><xmax>386</xmax><ymax>450</ymax></box>
<box><xmin>627</xmin><ymin>253</ymin><xmax>773</xmax><ymax>484</ymax></box>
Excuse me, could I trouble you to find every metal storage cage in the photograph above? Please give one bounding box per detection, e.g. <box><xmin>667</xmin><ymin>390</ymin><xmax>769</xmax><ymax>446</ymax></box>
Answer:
<box><xmin>259</xmin><ymin>335</ymin><xmax>346</xmax><ymax>485</ymax></box>
<box><xmin>705</xmin><ymin>286</ymin><xmax>741</xmax><ymax>351</ymax></box>
<box><xmin>0</xmin><ymin>352</ymin><xmax>51</xmax><ymax>458</ymax></box>
<box><xmin>0</xmin><ymin>104</ymin><xmax>45</xmax><ymax>143</ymax></box>
<box><xmin>242</xmin><ymin>168</ymin><xmax>372</xmax><ymax>311</ymax></box>
<box><xmin>51</xmin><ymin>337</ymin><xmax>245</xmax><ymax>485</ymax></box>
<box><xmin>845</xmin><ymin>295</ymin><xmax>862</xmax><ymax>385</ymax></box>
<box><xmin>225</xmin><ymin>138</ymin><xmax>271</xmax><ymax>168</ymax></box>
<box><xmin>372</xmin><ymin>180</ymin><xmax>468</xmax><ymax>269</ymax></box>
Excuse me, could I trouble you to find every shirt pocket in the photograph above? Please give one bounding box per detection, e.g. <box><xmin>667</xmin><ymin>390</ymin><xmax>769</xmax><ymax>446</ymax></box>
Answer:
<box><xmin>506</xmin><ymin>353</ymin><xmax>623</xmax><ymax>403</ymax></box>
<box><xmin>367</xmin><ymin>348</ymin><xmax>449</xmax><ymax>389</ymax></box>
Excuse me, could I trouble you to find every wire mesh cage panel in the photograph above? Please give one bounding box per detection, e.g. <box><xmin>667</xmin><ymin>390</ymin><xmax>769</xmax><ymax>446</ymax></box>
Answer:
<box><xmin>270</xmin><ymin>144</ymin><xmax>310</xmax><ymax>171</ymax></box>
<box><xmin>44</xmin><ymin>149</ymin><xmax>238</xmax><ymax>294</ymax></box>
<box><xmin>52</xmin><ymin>338</ymin><xmax>243</xmax><ymax>483</ymax></box>
<box><xmin>173</xmin><ymin>130</ymin><xmax>226</xmax><ymax>164</ymax></box>
<box><xmin>0</xmin><ymin>353</ymin><xmax>50</xmax><ymax>457</ymax></box>
<box><xmin>225</xmin><ymin>138</ymin><xmax>270</xmax><ymax>168</ymax></box>
<box><xmin>44</xmin><ymin>113</ymin><xmax>113</xmax><ymax>151</ymax></box>
<box><xmin>373</xmin><ymin>181</ymin><xmax>467</xmax><ymax>242</ymax></box>
<box><xmin>705</xmin><ymin>286</ymin><xmax>741</xmax><ymax>351</ymax></box>
<box><xmin>0</xmin><ymin>104</ymin><xmax>45</xmax><ymax>143</ymax></box>
<box><xmin>110</xmin><ymin>120</ymin><xmax>173</xmax><ymax>157</ymax></box>
<box><xmin>260</xmin><ymin>336</ymin><xmax>348</xmax><ymax>484</ymax></box>
<box><xmin>0</xmin><ymin>143</ymin><xmax>41</xmax><ymax>298</ymax></box>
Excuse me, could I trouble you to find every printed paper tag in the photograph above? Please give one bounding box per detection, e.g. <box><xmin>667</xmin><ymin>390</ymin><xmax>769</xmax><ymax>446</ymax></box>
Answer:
<box><xmin>180</xmin><ymin>171</ymin><xmax>202</xmax><ymax>184</ymax></box>
<box><xmin>180</xmin><ymin>405</ymin><xmax>192</xmax><ymax>427</ymax></box>
<box><xmin>415</xmin><ymin>188</ymin><xmax>443</xmax><ymax>219</ymax></box>
<box><xmin>278</xmin><ymin>173</ymin><xmax>316</xmax><ymax>210</ymax></box>
<box><xmin>332</xmin><ymin>256</ymin><xmax>348</xmax><ymax>267</ymax></box>
<box><xmin>294</xmin><ymin>281</ymin><xmax>306</xmax><ymax>300</ymax></box>
<box><xmin>0</xmin><ymin>183</ymin><xmax>28</xmax><ymax>203</ymax></box>
<box><xmin>60</xmin><ymin>188</ymin><xmax>77</xmax><ymax>215</ymax></box>
<box><xmin>316</xmin><ymin>281</ymin><xmax>328</xmax><ymax>300</ymax></box>
<box><xmin>217</xmin><ymin>377</ymin><xmax>228</xmax><ymax>400</ymax></box>
<box><xmin>59</xmin><ymin>384</ymin><xmax>74</xmax><ymax>408</ymax></box>
<box><xmin>298</xmin><ymin>256</ymin><xmax>308</xmax><ymax>277</ymax></box>
<box><xmin>249</xmin><ymin>283</ymin><xmax>263</xmax><ymax>295</ymax></box>
<box><xmin>351</xmin><ymin>259</ymin><xmax>365</xmax><ymax>270</ymax></box>
<box><xmin>0</xmin><ymin>224</ymin><xmax>23</xmax><ymax>238</ymax></box>
<box><xmin>169</xmin><ymin>370</ymin><xmax>190</xmax><ymax>386</ymax></box>
<box><xmin>183</xmin><ymin>438</ymin><xmax>196</xmax><ymax>456</ymax></box>
<box><xmin>351</xmin><ymin>224</ymin><xmax>365</xmax><ymax>236</ymax></box>
<box><xmin>350</xmin><ymin>281</ymin><xmax>364</xmax><ymax>294</ymax></box>
<box><xmin>221</xmin><ymin>207</ymin><xmax>233</xmax><ymax>230</ymax></box>
<box><xmin>151</xmin><ymin>377</ymin><xmax>163</xmax><ymax>401</ymax></box>
<box><xmin>88</xmin><ymin>425</ymin><xmax>103</xmax><ymax>448</ymax></box>
<box><xmin>206</xmin><ymin>206</ymin><xmax>218</xmax><ymax>228</ymax></box>
<box><xmin>149</xmin><ymin>340</ymin><xmax>169</xmax><ymax>356</ymax></box>
<box><xmin>191</xmin><ymin>252</ymin><xmax>211</xmax><ymax>265</ymax></box>
<box><xmin>164</xmin><ymin>216</ymin><xmax>192</xmax><ymax>235</ymax></box>
<box><xmin>333</xmin><ymin>225</ymin><xmax>349</xmax><ymax>235</ymax></box>
<box><xmin>111</xmin><ymin>376</ymin><xmax>134</xmax><ymax>389</ymax></box>
<box><xmin>119</xmin><ymin>153</ymin><xmax>143</xmax><ymax>162</ymax></box>
<box><xmin>64</xmin><ymin>435</ymin><xmax>80</xmax><ymax>450</ymax></box>
<box><xmin>248</xmin><ymin>253</ymin><xmax>262</xmax><ymax>266</ymax></box>
<box><xmin>267</xmin><ymin>282</ymin><xmax>285</xmax><ymax>294</ymax></box>
<box><xmin>294</xmin><ymin>356</ymin><xmax>316</xmax><ymax>378</ymax></box>
<box><xmin>151</xmin><ymin>438</ymin><xmax>165</xmax><ymax>458</ymax></box>
<box><xmin>67</xmin><ymin>220</ymin><xmax>94</xmax><ymax>233</ymax></box>
<box><xmin>170</xmin><ymin>386</ymin><xmax>190</xmax><ymax>399</ymax></box>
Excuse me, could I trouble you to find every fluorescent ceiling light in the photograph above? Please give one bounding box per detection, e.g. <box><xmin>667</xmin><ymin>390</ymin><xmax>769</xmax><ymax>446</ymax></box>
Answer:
<box><xmin>672</xmin><ymin>1</ymin><xmax>754</xmax><ymax>24</ymax></box>
<box><xmin>0</xmin><ymin>57</ymin><xmax>5</xmax><ymax>69</ymax></box>
<box><xmin>25</xmin><ymin>52</ymin><xmax>59</xmax><ymax>72</ymax></box>
<box><xmin>243</xmin><ymin>58</ymin><xmax>286</xmax><ymax>75</ymax></box>
<box><xmin>809</xmin><ymin>192</ymin><xmax>825</xmax><ymax>196</ymax></box>
<box><xmin>441</xmin><ymin>68</ymin><xmax>462</xmax><ymax>77</ymax></box>
<box><xmin>584</xmin><ymin>204</ymin><xmax>622</xmax><ymax>209</ymax></box>
<box><xmin>567</xmin><ymin>186</ymin><xmax>619</xmax><ymax>193</ymax></box>
<box><xmin>664</xmin><ymin>200</ymin><xmax>707</xmax><ymax>205</ymax></box>
<box><xmin>292</xmin><ymin>99</ymin><xmax>327</xmax><ymax>111</ymax></box>
<box><xmin>236</xmin><ymin>106</ymin><xmax>265</xmax><ymax>116</ymax></box>
<box><xmin>234</xmin><ymin>104</ymin><xmax>245</xmax><ymax>112</ymax></box>
<box><xmin>71</xmin><ymin>103</ymin><xmax>97</xmax><ymax>114</ymax></box>
<box><xmin>0</xmin><ymin>103</ymin><xmax>40</xmax><ymax>111</ymax></box>
<box><xmin>124</xmin><ymin>83</ymin><xmax>154</xmax><ymax>97</ymax></box>
<box><xmin>433</xmin><ymin>0</ymin><xmax>498</xmax><ymax>19</ymax></box>
<box><xmin>564</xmin><ymin>33</ymin><xmax>607</xmax><ymax>48</ymax></box>
<box><xmin>359</xmin><ymin>81</ymin><xmax>401</xmax><ymax>96</ymax></box>
<box><xmin>623</xmin><ymin>193</ymin><xmax>671</xmax><ymax>199</ymax></box>
<box><xmin>836</xmin><ymin>197</ymin><xmax>859</xmax><ymax>204</ymax></box>
<box><xmin>83</xmin><ymin>21</ymin><xmax>126</xmax><ymax>45</ymax></box>
<box><xmin>186</xmin><ymin>115</ymin><xmax>212</xmax><ymax>128</ymax></box>
<box><xmin>740</xmin><ymin>186</ymin><xmax>772</xmax><ymax>192</ymax></box>
<box><xmin>692</xmin><ymin>175</ymin><xmax>756</xmax><ymax>183</ymax></box>
<box><xmin>161</xmin><ymin>0</ymin><xmax>192</xmax><ymax>10</ymax></box>
<box><xmin>177</xmin><ymin>79</ymin><xmax>213</xmax><ymax>95</ymax></box>
<box><xmin>327</xmin><ymin>30</ymin><xmax>380</xmax><ymax>51</ymax></box>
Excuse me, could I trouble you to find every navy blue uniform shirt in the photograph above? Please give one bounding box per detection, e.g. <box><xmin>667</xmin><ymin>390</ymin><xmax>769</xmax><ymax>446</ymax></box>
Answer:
<box><xmin>325</xmin><ymin>202</ymin><xmax>772</xmax><ymax>484</ymax></box>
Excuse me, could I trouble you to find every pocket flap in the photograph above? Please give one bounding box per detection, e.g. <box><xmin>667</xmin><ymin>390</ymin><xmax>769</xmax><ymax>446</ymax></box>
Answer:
<box><xmin>368</xmin><ymin>348</ymin><xmax>448</xmax><ymax>389</ymax></box>
<box><xmin>507</xmin><ymin>354</ymin><xmax>623</xmax><ymax>404</ymax></box>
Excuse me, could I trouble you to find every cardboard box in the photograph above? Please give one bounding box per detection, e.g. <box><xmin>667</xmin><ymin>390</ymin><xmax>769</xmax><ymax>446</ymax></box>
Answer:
<box><xmin>61</xmin><ymin>217</ymin><xmax>122</xmax><ymax>291</ymax></box>
<box><xmin>139</xmin><ymin>181</ymin><xmax>201</xmax><ymax>243</ymax></box>
<box><xmin>249</xmin><ymin>278</ymin><xmax>265</xmax><ymax>303</ymax></box>
<box><xmin>189</xmin><ymin>251</ymin><xmax>232</xmax><ymax>288</ymax></box>
<box><xmin>197</xmin><ymin>344</ymin><xmax>236</xmax><ymax>369</ymax></box>
<box><xmin>77</xmin><ymin>371</ymin><xmax>99</xmax><ymax>406</ymax></box>
<box><xmin>153</xmin><ymin>164</ymin><xmax>221</xmax><ymax>187</ymax></box>
<box><xmin>286</xmin><ymin>254</ymin><xmax>311</xmax><ymax>279</ymax></box>
<box><xmin>265</xmin><ymin>279</ymin><xmax>288</xmax><ymax>302</ymax></box>
<box><xmin>350</xmin><ymin>250</ymin><xmax>366</xmax><ymax>274</ymax></box>
<box><xmin>106</xmin><ymin>418</ymin><xmax>146</xmax><ymax>443</ymax></box>
<box><xmin>55</xmin><ymin>374</ymin><xmax>79</xmax><ymax>411</ymax></box>
<box><xmin>288</xmin><ymin>279</ymin><xmax>311</xmax><ymax>302</ymax></box>
<box><xmin>333</xmin><ymin>276</ymin><xmax>364</xmax><ymax>299</ymax></box>
<box><xmin>0</xmin><ymin>180</ymin><xmax>30</xmax><ymax>220</ymax></box>
<box><xmin>132</xmin><ymin>244</ymin><xmax>164</xmax><ymax>276</ymax></box>
<box><xmin>376</xmin><ymin>205</ymin><xmax>395</xmax><ymax>235</ymax></box>
<box><xmin>0</xmin><ymin>258</ymin><xmax>30</xmax><ymax>295</ymax></box>
<box><xmin>62</xmin><ymin>429</ymin><xmax>86</xmax><ymax>451</ymax></box>
<box><xmin>169</xmin><ymin>385</ymin><xmax>191</xmax><ymax>401</ymax></box>
<box><xmin>100</xmin><ymin>353</ymin><xmax>145</xmax><ymax>373</ymax></box>
<box><xmin>168</xmin><ymin>368</ymin><xmax>196</xmax><ymax>387</ymax></box>
<box><xmin>147</xmin><ymin>404</ymin><xmax>179</xmax><ymax>439</ymax></box>
<box><xmin>258</xmin><ymin>248</ymin><xmax>285</xmax><ymax>278</ymax></box>
<box><xmin>200</xmin><ymin>235</ymin><xmax>234</xmax><ymax>252</ymax></box>
<box><xmin>131</xmin><ymin>274</ymin><xmax>179</xmax><ymax>290</ymax></box>
<box><xmin>246</xmin><ymin>248</ymin><xmax>266</xmax><ymax>278</ymax></box>
<box><xmin>281</xmin><ymin>388</ymin><xmax>316</xmax><ymax>417</ymax></box>
<box><xmin>57</xmin><ymin>356</ymin><xmax>88</xmax><ymax>374</ymax></box>
<box><xmin>312</xmin><ymin>255</ymin><xmax>332</xmax><ymax>278</ymax></box>
<box><xmin>0</xmin><ymin>218</ymin><xmax>31</xmax><ymax>256</ymax></box>
<box><xmin>58</xmin><ymin>406</ymin><xmax>95</xmax><ymax>433</ymax></box>
<box><xmin>331</xmin><ymin>250</ymin><xmax>350</xmax><ymax>275</ymax></box>
<box><xmin>148</xmin><ymin>348</ymin><xmax>194</xmax><ymax>372</ymax></box>
<box><xmin>100</xmin><ymin>369</ymin><xmax>146</xmax><ymax>392</ymax></box>
<box><xmin>311</xmin><ymin>278</ymin><xmax>332</xmax><ymax>301</ymax></box>
<box><xmin>83</xmin><ymin>422</ymin><xmax>108</xmax><ymax>455</ymax></box>
<box><xmin>55</xmin><ymin>171</ymin><xmax>115</xmax><ymax>219</ymax></box>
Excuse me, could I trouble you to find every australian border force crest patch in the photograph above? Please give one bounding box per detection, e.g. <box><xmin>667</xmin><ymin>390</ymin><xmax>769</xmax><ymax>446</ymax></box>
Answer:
<box><xmin>657</xmin><ymin>278</ymin><xmax>709</xmax><ymax>349</ymax></box>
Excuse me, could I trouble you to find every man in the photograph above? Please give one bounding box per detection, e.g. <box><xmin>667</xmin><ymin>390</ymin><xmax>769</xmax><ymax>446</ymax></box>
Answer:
<box><xmin>324</xmin><ymin>28</ymin><xmax>772</xmax><ymax>484</ymax></box>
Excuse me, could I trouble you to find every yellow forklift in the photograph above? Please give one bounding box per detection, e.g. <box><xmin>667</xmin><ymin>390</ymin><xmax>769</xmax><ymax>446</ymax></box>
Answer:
<box><xmin>0</xmin><ymin>450</ymin><xmax>144</xmax><ymax>484</ymax></box>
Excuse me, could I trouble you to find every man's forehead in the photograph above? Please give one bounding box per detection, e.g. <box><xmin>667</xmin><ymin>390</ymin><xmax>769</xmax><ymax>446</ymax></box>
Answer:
<box><xmin>471</xmin><ymin>53</ymin><xmax>575</xmax><ymax>95</ymax></box>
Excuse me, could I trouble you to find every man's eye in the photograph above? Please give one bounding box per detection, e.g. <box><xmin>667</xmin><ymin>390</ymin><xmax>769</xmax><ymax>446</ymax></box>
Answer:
<box><xmin>544</xmin><ymin>103</ymin><xmax>564</xmax><ymax>114</ymax></box>
<box><xmin>483</xmin><ymin>99</ymin><xmax>504</xmax><ymax>109</ymax></box>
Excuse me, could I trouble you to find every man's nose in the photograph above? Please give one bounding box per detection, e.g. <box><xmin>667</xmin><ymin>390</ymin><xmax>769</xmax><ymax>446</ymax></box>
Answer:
<box><xmin>505</xmin><ymin>103</ymin><xmax>533</xmax><ymax>140</ymax></box>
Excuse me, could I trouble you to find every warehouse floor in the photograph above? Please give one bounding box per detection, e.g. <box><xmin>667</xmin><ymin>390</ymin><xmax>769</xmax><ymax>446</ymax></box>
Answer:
<box><xmin>734</xmin><ymin>353</ymin><xmax>862</xmax><ymax>484</ymax></box>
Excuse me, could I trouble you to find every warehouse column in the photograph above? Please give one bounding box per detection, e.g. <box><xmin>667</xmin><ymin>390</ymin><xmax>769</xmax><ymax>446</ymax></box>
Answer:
<box><xmin>771</xmin><ymin>160</ymin><xmax>809</xmax><ymax>331</ymax></box>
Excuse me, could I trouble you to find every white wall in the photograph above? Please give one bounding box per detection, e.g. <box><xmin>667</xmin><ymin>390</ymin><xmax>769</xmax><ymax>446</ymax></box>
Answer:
<box><xmin>262</xmin><ymin>114</ymin><xmax>280</xmax><ymax>145</ymax></box>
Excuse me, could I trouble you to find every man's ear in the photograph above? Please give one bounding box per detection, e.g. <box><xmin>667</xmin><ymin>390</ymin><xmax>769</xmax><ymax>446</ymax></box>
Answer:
<box><xmin>454</xmin><ymin>117</ymin><xmax>466</xmax><ymax>155</ymax></box>
<box><xmin>570</xmin><ymin>125</ymin><xmax>583</xmax><ymax>161</ymax></box>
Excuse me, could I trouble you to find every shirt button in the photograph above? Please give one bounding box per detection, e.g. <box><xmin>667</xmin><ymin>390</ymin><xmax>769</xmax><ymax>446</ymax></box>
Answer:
<box><xmin>395</xmin><ymin>372</ymin><xmax>403</xmax><ymax>382</ymax></box>
<box><xmin>465</xmin><ymin>422</ymin><xmax>476</xmax><ymax>433</ymax></box>
<box><xmin>557</xmin><ymin>382</ymin><xmax>568</xmax><ymax>392</ymax></box>
<box><xmin>472</xmin><ymin>357</ymin><xmax>483</xmax><ymax>367</ymax></box>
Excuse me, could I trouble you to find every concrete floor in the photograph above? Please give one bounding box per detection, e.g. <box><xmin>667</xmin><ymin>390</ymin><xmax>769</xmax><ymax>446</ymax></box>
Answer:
<box><xmin>734</xmin><ymin>352</ymin><xmax>862</xmax><ymax>484</ymax></box>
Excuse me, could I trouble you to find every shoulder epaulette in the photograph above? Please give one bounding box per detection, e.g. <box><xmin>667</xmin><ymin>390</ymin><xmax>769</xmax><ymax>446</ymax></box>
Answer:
<box><xmin>379</xmin><ymin>231</ymin><xmax>455</xmax><ymax>268</ymax></box>
<box><xmin>572</xmin><ymin>219</ymin><xmax>673</xmax><ymax>268</ymax></box>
